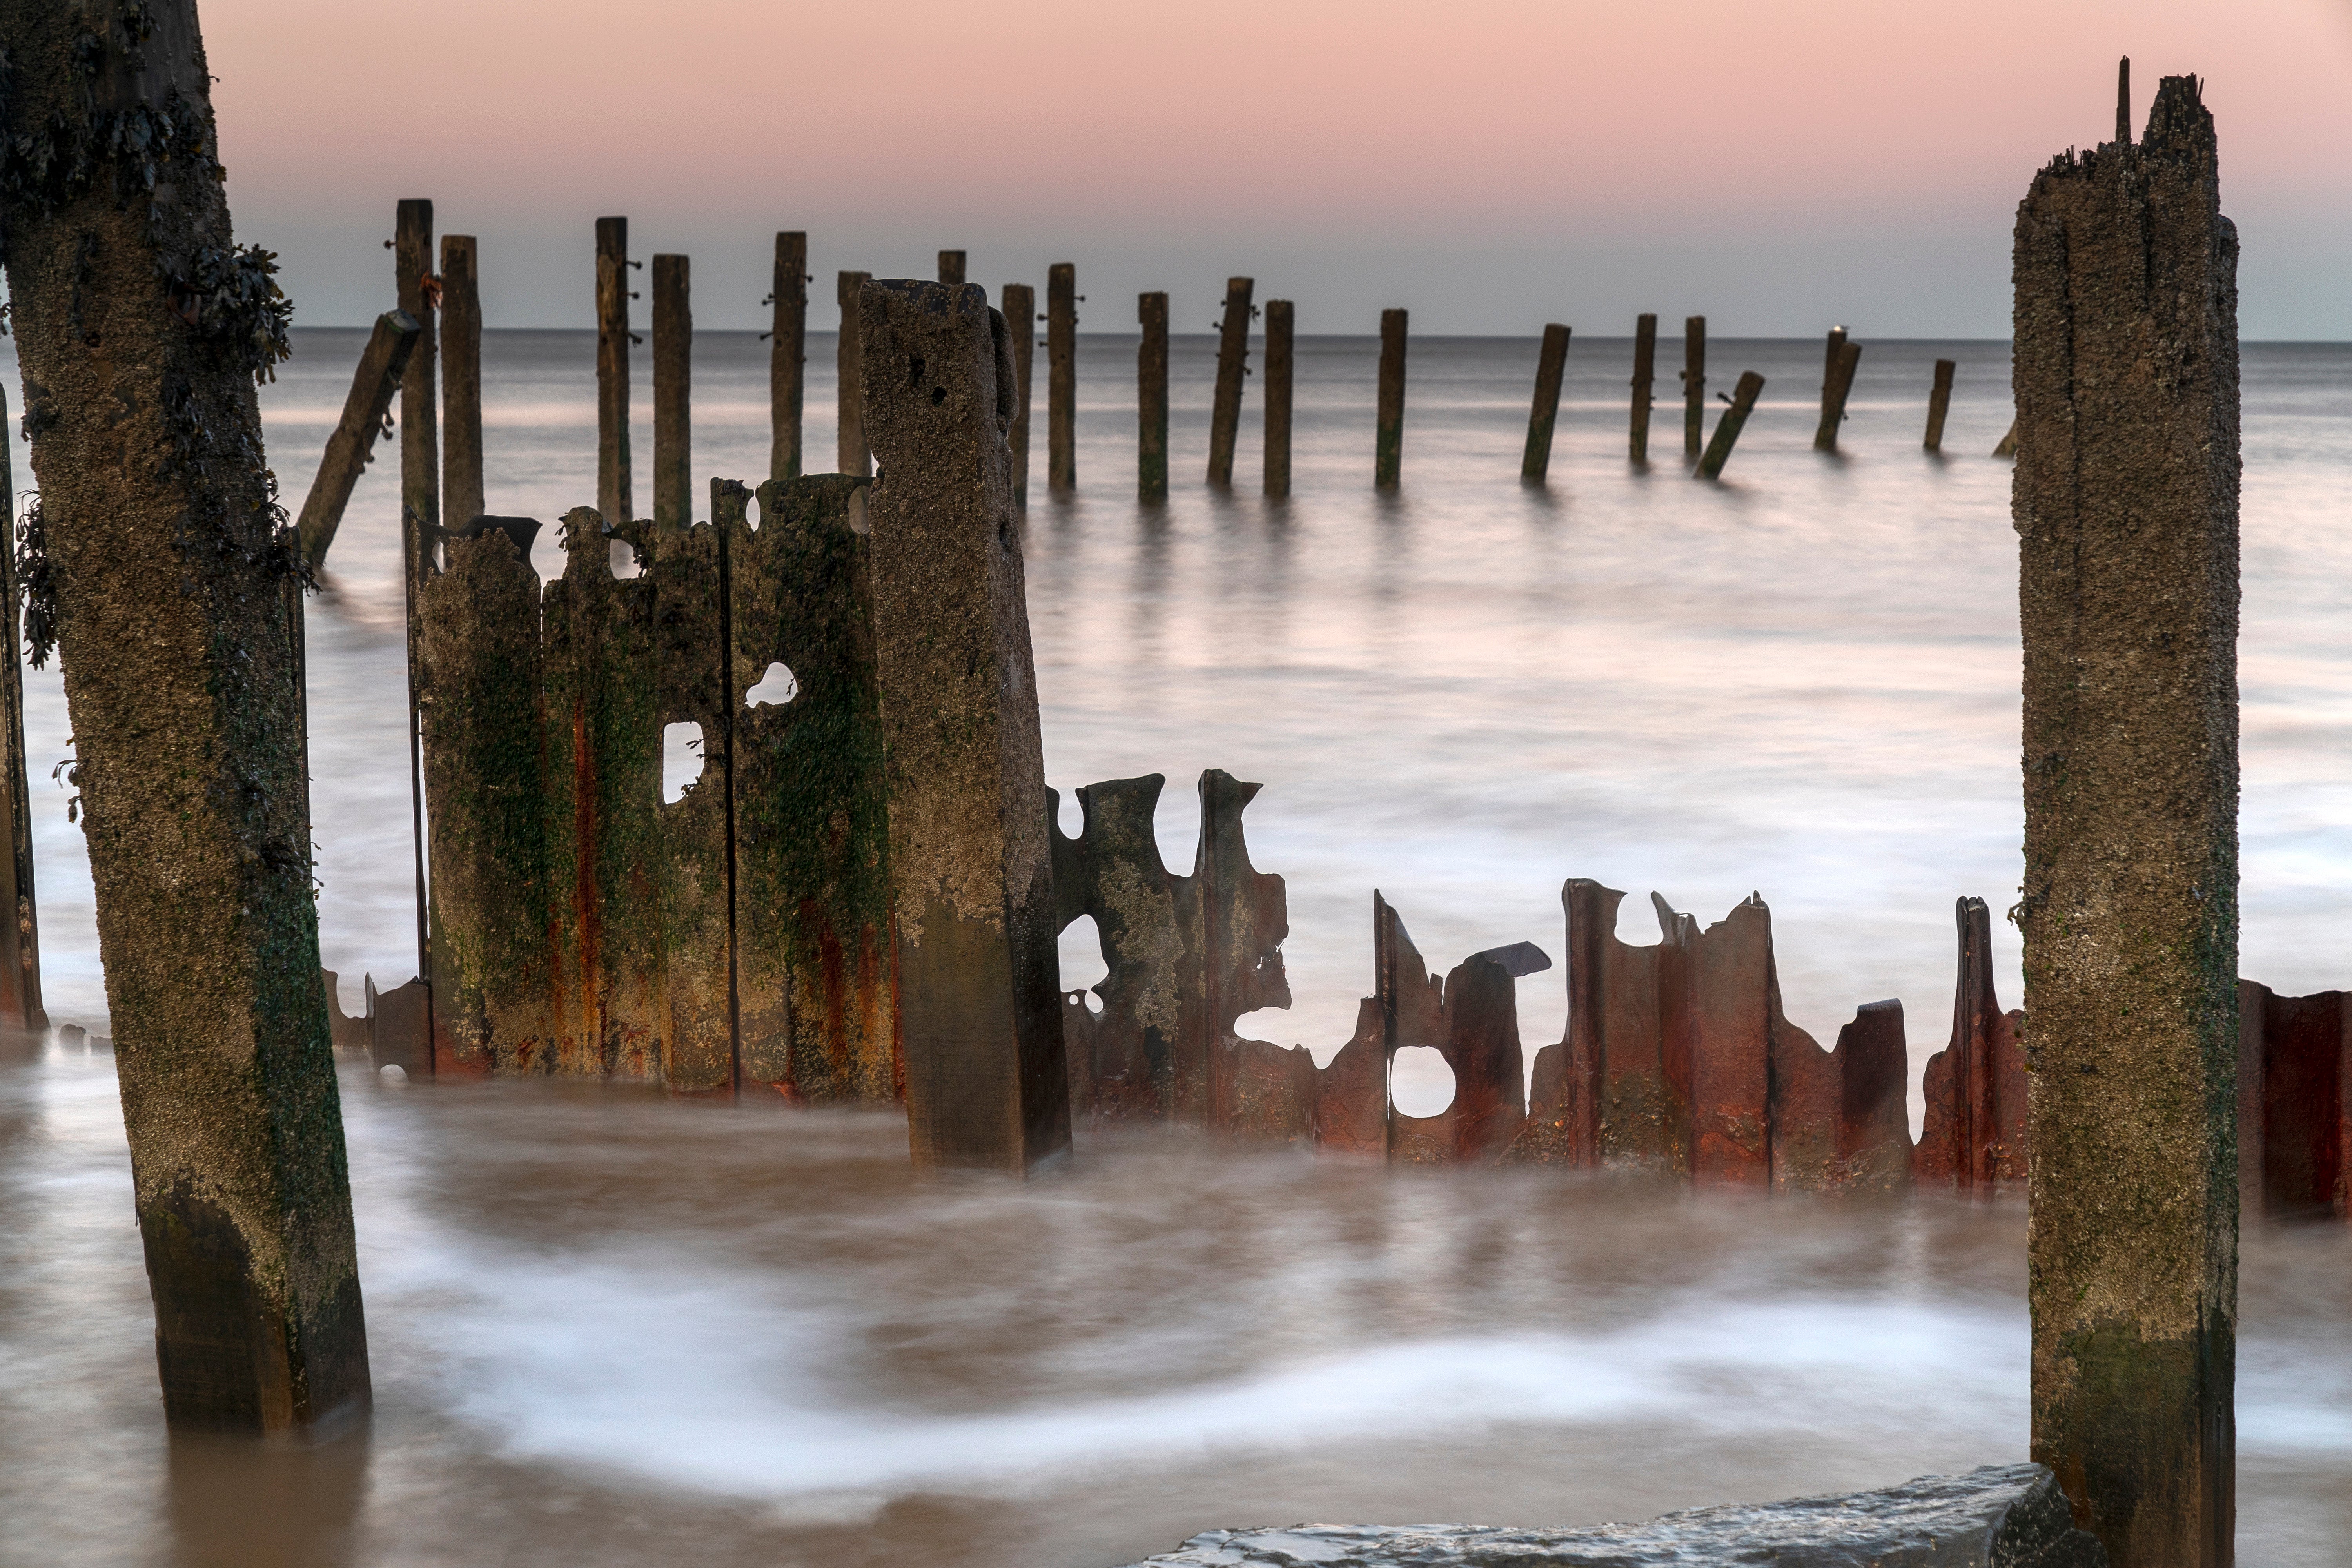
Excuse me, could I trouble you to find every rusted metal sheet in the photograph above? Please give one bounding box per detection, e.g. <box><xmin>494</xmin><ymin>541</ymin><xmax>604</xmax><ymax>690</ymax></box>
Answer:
<box><xmin>1683</xmin><ymin>894</ymin><xmax>1771</xmax><ymax>1187</ymax></box>
<box><xmin>1521</xmin><ymin>880</ymin><xmax>1686</xmax><ymax>1174</ymax></box>
<box><xmin>651</xmin><ymin>512</ymin><xmax>734</xmax><ymax>1094</ymax></box>
<box><xmin>1771</xmin><ymin>998</ymin><xmax>1914</xmax><ymax>1194</ymax></box>
<box><xmin>2239</xmin><ymin>982</ymin><xmax>2349</xmax><ymax>1220</ymax></box>
<box><xmin>1051</xmin><ymin>774</ymin><xmax>1187</xmax><ymax>1123</ymax></box>
<box><xmin>368</xmin><ymin>975</ymin><xmax>434</xmax><ymax>1079</ymax></box>
<box><xmin>1195</xmin><ymin>772</ymin><xmax>1310</xmax><ymax>1140</ymax></box>
<box><xmin>1912</xmin><ymin>897</ymin><xmax>2027</xmax><ymax>1192</ymax></box>
<box><xmin>1314</xmin><ymin>1000</ymin><xmax>1389</xmax><ymax>1157</ymax></box>
<box><xmin>1364</xmin><ymin>895</ymin><xmax>1541</xmax><ymax>1165</ymax></box>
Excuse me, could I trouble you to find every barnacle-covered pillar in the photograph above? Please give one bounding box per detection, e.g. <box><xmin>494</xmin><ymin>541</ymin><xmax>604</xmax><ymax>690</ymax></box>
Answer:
<box><xmin>0</xmin><ymin>0</ymin><xmax>367</xmax><ymax>1432</ymax></box>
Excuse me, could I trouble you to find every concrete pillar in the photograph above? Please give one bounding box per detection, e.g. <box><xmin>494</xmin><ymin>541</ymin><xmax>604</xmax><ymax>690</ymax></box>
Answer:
<box><xmin>837</xmin><ymin>270</ymin><xmax>873</xmax><ymax>479</ymax></box>
<box><xmin>1682</xmin><ymin>315</ymin><xmax>1706</xmax><ymax>460</ymax></box>
<box><xmin>652</xmin><ymin>255</ymin><xmax>691</xmax><ymax>529</ymax></box>
<box><xmin>293</xmin><ymin>311</ymin><xmax>420</xmax><ymax>570</ymax></box>
<box><xmin>1138</xmin><ymin>292</ymin><xmax>1169</xmax><ymax>500</ymax></box>
<box><xmin>0</xmin><ymin>385</ymin><xmax>41</xmax><ymax>1033</ymax></box>
<box><xmin>1521</xmin><ymin>323</ymin><xmax>1571</xmax><ymax>483</ymax></box>
<box><xmin>1926</xmin><ymin>358</ymin><xmax>1956</xmax><ymax>451</ymax></box>
<box><xmin>1629</xmin><ymin>313</ymin><xmax>1657</xmax><ymax>464</ymax></box>
<box><xmin>1264</xmin><ymin>300</ymin><xmax>1294</xmax><ymax>499</ymax></box>
<box><xmin>770</xmin><ymin>232</ymin><xmax>808</xmax><ymax>483</ymax></box>
<box><xmin>1375</xmin><ymin>309</ymin><xmax>1406</xmax><ymax>490</ymax></box>
<box><xmin>1695</xmin><ymin>370</ymin><xmax>1764</xmax><ymax>479</ymax></box>
<box><xmin>1002</xmin><ymin>283</ymin><xmax>1035</xmax><ymax>506</ymax></box>
<box><xmin>0</xmin><ymin>0</ymin><xmax>368</xmax><ymax>1433</ymax></box>
<box><xmin>595</xmin><ymin>216</ymin><xmax>633</xmax><ymax>524</ymax></box>
<box><xmin>2016</xmin><ymin>73</ymin><xmax>2238</xmax><ymax>1566</ymax></box>
<box><xmin>1815</xmin><ymin>333</ymin><xmax>1861</xmax><ymax>452</ymax></box>
<box><xmin>858</xmin><ymin>279</ymin><xmax>1070</xmax><ymax>1172</ymax></box>
<box><xmin>1047</xmin><ymin>263</ymin><xmax>1076</xmax><ymax>494</ymax></box>
<box><xmin>440</xmin><ymin>236</ymin><xmax>483</xmax><ymax>528</ymax></box>
<box><xmin>1207</xmin><ymin>276</ymin><xmax>1254</xmax><ymax>485</ymax></box>
<box><xmin>938</xmin><ymin>250</ymin><xmax>966</xmax><ymax>285</ymax></box>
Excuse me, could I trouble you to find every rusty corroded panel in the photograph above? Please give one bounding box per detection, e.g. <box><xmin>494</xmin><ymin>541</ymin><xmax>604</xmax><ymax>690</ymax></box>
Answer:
<box><xmin>1684</xmin><ymin>894</ymin><xmax>1771</xmax><ymax>1187</ymax></box>
<box><xmin>1313</xmin><ymin>999</ymin><xmax>1388</xmax><ymax>1156</ymax></box>
<box><xmin>731</xmin><ymin>476</ymin><xmax>898</xmax><ymax>1103</ymax></box>
<box><xmin>650</xmin><ymin>513</ymin><xmax>734</xmax><ymax>1094</ymax></box>
<box><xmin>1194</xmin><ymin>771</ymin><xmax>1306</xmax><ymax>1138</ymax></box>
<box><xmin>2241</xmin><ymin>983</ymin><xmax>2348</xmax><ymax>1219</ymax></box>
<box><xmin>1771</xmin><ymin>997</ymin><xmax>1913</xmax><ymax>1194</ymax></box>
<box><xmin>1052</xmin><ymin>773</ymin><xmax>1185</xmax><ymax>1122</ymax></box>
<box><xmin>539</xmin><ymin>508</ymin><xmax>665</xmax><ymax>1079</ymax></box>
<box><xmin>418</xmin><ymin>523</ymin><xmax>548</xmax><ymax>1075</ymax></box>
<box><xmin>1913</xmin><ymin>897</ymin><xmax>2027</xmax><ymax>1191</ymax></box>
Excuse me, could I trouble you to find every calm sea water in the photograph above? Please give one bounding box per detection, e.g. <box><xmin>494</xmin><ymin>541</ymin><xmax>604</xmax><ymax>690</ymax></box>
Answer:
<box><xmin>1</xmin><ymin>325</ymin><xmax>2348</xmax><ymax>1564</ymax></box>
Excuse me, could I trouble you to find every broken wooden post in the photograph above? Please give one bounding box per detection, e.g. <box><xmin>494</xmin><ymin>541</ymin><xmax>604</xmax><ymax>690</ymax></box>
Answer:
<box><xmin>837</xmin><ymin>270</ymin><xmax>873</xmax><ymax>479</ymax></box>
<box><xmin>1694</xmin><ymin>370</ymin><xmax>1765</xmax><ymax>480</ymax></box>
<box><xmin>396</xmin><ymin>200</ymin><xmax>437</xmax><ymax>995</ymax></box>
<box><xmin>0</xmin><ymin>0</ymin><xmax>368</xmax><ymax>1432</ymax></box>
<box><xmin>1629</xmin><ymin>313</ymin><xmax>1657</xmax><ymax>463</ymax></box>
<box><xmin>1048</xmin><ymin>263</ymin><xmax>1076</xmax><ymax>494</ymax></box>
<box><xmin>1815</xmin><ymin>336</ymin><xmax>1862</xmax><ymax>452</ymax></box>
<box><xmin>595</xmin><ymin>216</ymin><xmax>633</xmax><ymax>524</ymax></box>
<box><xmin>1264</xmin><ymin>299</ymin><xmax>1294</xmax><ymax>499</ymax></box>
<box><xmin>293</xmin><ymin>310</ymin><xmax>421</xmax><ymax>570</ymax></box>
<box><xmin>2016</xmin><ymin>73</ymin><xmax>2238</xmax><ymax>1565</ymax></box>
<box><xmin>0</xmin><ymin>386</ymin><xmax>41</xmax><ymax>1034</ymax></box>
<box><xmin>859</xmin><ymin>279</ymin><xmax>1070</xmax><ymax>1171</ymax></box>
<box><xmin>1521</xmin><ymin>323</ymin><xmax>1571</xmax><ymax>483</ymax></box>
<box><xmin>1682</xmin><ymin>315</ymin><xmax>1706</xmax><ymax>459</ymax></box>
<box><xmin>1925</xmin><ymin>358</ymin><xmax>1956</xmax><ymax>451</ymax></box>
<box><xmin>652</xmin><ymin>255</ymin><xmax>691</xmax><ymax>529</ymax></box>
<box><xmin>1002</xmin><ymin>283</ymin><xmax>1035</xmax><ymax>506</ymax></box>
<box><xmin>1208</xmin><ymin>276</ymin><xmax>1254</xmax><ymax>485</ymax></box>
<box><xmin>770</xmin><ymin>232</ymin><xmax>807</xmax><ymax>483</ymax></box>
<box><xmin>1375</xmin><ymin>308</ymin><xmax>1406</xmax><ymax>490</ymax></box>
<box><xmin>440</xmin><ymin>236</ymin><xmax>483</xmax><ymax>528</ymax></box>
<box><xmin>938</xmin><ymin>250</ymin><xmax>966</xmax><ymax>285</ymax></box>
<box><xmin>1138</xmin><ymin>292</ymin><xmax>1169</xmax><ymax>500</ymax></box>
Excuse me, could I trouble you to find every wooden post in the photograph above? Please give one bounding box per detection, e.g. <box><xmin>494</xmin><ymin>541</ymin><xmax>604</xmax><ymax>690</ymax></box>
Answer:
<box><xmin>1003</xmin><ymin>283</ymin><xmax>1035</xmax><ymax>506</ymax></box>
<box><xmin>1682</xmin><ymin>315</ymin><xmax>1706</xmax><ymax>460</ymax></box>
<box><xmin>769</xmin><ymin>232</ymin><xmax>807</xmax><ymax>483</ymax></box>
<box><xmin>2016</xmin><ymin>73</ymin><xmax>2237</xmax><ymax>1566</ymax></box>
<box><xmin>1375</xmin><ymin>308</ymin><xmax>1406</xmax><ymax>490</ymax></box>
<box><xmin>1924</xmin><ymin>358</ymin><xmax>1956</xmax><ymax>451</ymax></box>
<box><xmin>0</xmin><ymin>384</ymin><xmax>40</xmax><ymax>1033</ymax></box>
<box><xmin>938</xmin><ymin>250</ymin><xmax>966</xmax><ymax>285</ymax></box>
<box><xmin>396</xmin><ymin>200</ymin><xmax>437</xmax><ymax>994</ymax></box>
<box><xmin>440</xmin><ymin>236</ymin><xmax>483</xmax><ymax>529</ymax></box>
<box><xmin>838</xmin><ymin>270</ymin><xmax>872</xmax><ymax>478</ymax></box>
<box><xmin>1264</xmin><ymin>299</ymin><xmax>1294</xmax><ymax>499</ymax></box>
<box><xmin>0</xmin><ymin>0</ymin><xmax>367</xmax><ymax>1432</ymax></box>
<box><xmin>294</xmin><ymin>311</ymin><xmax>421</xmax><ymax>570</ymax></box>
<box><xmin>1138</xmin><ymin>292</ymin><xmax>1169</xmax><ymax>500</ymax></box>
<box><xmin>595</xmin><ymin>216</ymin><xmax>633</xmax><ymax>524</ymax></box>
<box><xmin>860</xmin><ymin>279</ymin><xmax>1071</xmax><ymax>1172</ymax></box>
<box><xmin>1629</xmin><ymin>313</ymin><xmax>1657</xmax><ymax>464</ymax></box>
<box><xmin>2117</xmin><ymin>55</ymin><xmax>2132</xmax><ymax>146</ymax></box>
<box><xmin>652</xmin><ymin>256</ymin><xmax>691</xmax><ymax>529</ymax></box>
<box><xmin>1207</xmin><ymin>276</ymin><xmax>1254</xmax><ymax>485</ymax></box>
<box><xmin>1694</xmin><ymin>370</ymin><xmax>1765</xmax><ymax>479</ymax></box>
<box><xmin>1521</xmin><ymin>323</ymin><xmax>1571</xmax><ymax>483</ymax></box>
<box><xmin>1048</xmin><ymin>263</ymin><xmax>1076</xmax><ymax>494</ymax></box>
<box><xmin>1815</xmin><ymin>338</ymin><xmax>1862</xmax><ymax>452</ymax></box>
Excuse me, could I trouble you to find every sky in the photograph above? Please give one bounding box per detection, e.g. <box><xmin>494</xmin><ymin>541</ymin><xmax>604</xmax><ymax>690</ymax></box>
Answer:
<box><xmin>198</xmin><ymin>0</ymin><xmax>2352</xmax><ymax>338</ymax></box>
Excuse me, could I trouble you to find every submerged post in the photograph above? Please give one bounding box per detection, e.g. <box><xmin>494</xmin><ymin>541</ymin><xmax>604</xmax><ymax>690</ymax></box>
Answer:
<box><xmin>2016</xmin><ymin>73</ymin><xmax>2238</xmax><ymax>1566</ymax></box>
<box><xmin>1521</xmin><ymin>323</ymin><xmax>1571</xmax><ymax>483</ymax></box>
<box><xmin>1629</xmin><ymin>313</ymin><xmax>1657</xmax><ymax>463</ymax></box>
<box><xmin>1924</xmin><ymin>358</ymin><xmax>1956</xmax><ymax>451</ymax></box>
<box><xmin>652</xmin><ymin>255</ymin><xmax>691</xmax><ymax>528</ymax></box>
<box><xmin>1375</xmin><ymin>308</ymin><xmax>1406</xmax><ymax>490</ymax></box>
<box><xmin>1815</xmin><ymin>336</ymin><xmax>1862</xmax><ymax>452</ymax></box>
<box><xmin>1138</xmin><ymin>292</ymin><xmax>1169</xmax><ymax>500</ymax></box>
<box><xmin>440</xmin><ymin>236</ymin><xmax>483</xmax><ymax>528</ymax></box>
<box><xmin>938</xmin><ymin>250</ymin><xmax>966</xmax><ymax>285</ymax></box>
<box><xmin>1208</xmin><ymin>276</ymin><xmax>1254</xmax><ymax>485</ymax></box>
<box><xmin>1264</xmin><ymin>299</ymin><xmax>1294</xmax><ymax>499</ymax></box>
<box><xmin>838</xmin><ymin>270</ymin><xmax>872</xmax><ymax>478</ymax></box>
<box><xmin>294</xmin><ymin>310</ymin><xmax>421</xmax><ymax>569</ymax></box>
<box><xmin>595</xmin><ymin>216</ymin><xmax>632</xmax><ymax>524</ymax></box>
<box><xmin>770</xmin><ymin>231</ymin><xmax>808</xmax><ymax>483</ymax></box>
<box><xmin>1002</xmin><ymin>282</ymin><xmax>1035</xmax><ymax>506</ymax></box>
<box><xmin>859</xmin><ymin>279</ymin><xmax>1071</xmax><ymax>1172</ymax></box>
<box><xmin>1694</xmin><ymin>370</ymin><xmax>1765</xmax><ymax>480</ymax></box>
<box><xmin>1682</xmin><ymin>315</ymin><xmax>1706</xmax><ymax>459</ymax></box>
<box><xmin>0</xmin><ymin>0</ymin><xmax>367</xmax><ymax>1430</ymax></box>
<box><xmin>1047</xmin><ymin>263</ymin><xmax>1076</xmax><ymax>494</ymax></box>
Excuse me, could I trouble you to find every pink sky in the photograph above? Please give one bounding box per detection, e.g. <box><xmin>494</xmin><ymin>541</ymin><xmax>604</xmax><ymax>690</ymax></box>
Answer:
<box><xmin>205</xmin><ymin>0</ymin><xmax>2352</xmax><ymax>335</ymax></box>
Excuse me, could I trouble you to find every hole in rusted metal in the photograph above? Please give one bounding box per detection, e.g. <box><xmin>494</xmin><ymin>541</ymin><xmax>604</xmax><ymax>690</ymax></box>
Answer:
<box><xmin>661</xmin><ymin>721</ymin><xmax>705</xmax><ymax>804</ymax></box>
<box><xmin>1390</xmin><ymin>1045</ymin><xmax>1456</xmax><ymax>1118</ymax></box>
<box><xmin>745</xmin><ymin>662</ymin><xmax>797</xmax><ymax>708</ymax></box>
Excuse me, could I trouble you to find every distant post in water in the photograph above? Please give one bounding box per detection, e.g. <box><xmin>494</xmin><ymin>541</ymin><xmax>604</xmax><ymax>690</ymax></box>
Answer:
<box><xmin>938</xmin><ymin>250</ymin><xmax>967</xmax><ymax>285</ymax></box>
<box><xmin>1138</xmin><ymin>292</ymin><xmax>1169</xmax><ymax>500</ymax></box>
<box><xmin>2016</xmin><ymin>72</ymin><xmax>2237</xmax><ymax>1567</ymax></box>
<box><xmin>1924</xmin><ymin>359</ymin><xmax>1956</xmax><ymax>451</ymax></box>
<box><xmin>1629</xmin><ymin>313</ymin><xmax>1657</xmax><ymax>464</ymax></box>
<box><xmin>1521</xmin><ymin>323</ymin><xmax>1571</xmax><ymax>483</ymax></box>
<box><xmin>1694</xmin><ymin>370</ymin><xmax>1765</xmax><ymax>480</ymax></box>
<box><xmin>652</xmin><ymin>255</ymin><xmax>691</xmax><ymax>528</ymax></box>
<box><xmin>1682</xmin><ymin>315</ymin><xmax>1706</xmax><ymax>459</ymax></box>
<box><xmin>294</xmin><ymin>311</ymin><xmax>422</xmax><ymax>570</ymax></box>
<box><xmin>1375</xmin><ymin>308</ymin><xmax>1407</xmax><ymax>490</ymax></box>
<box><xmin>440</xmin><ymin>235</ymin><xmax>483</xmax><ymax>528</ymax></box>
<box><xmin>595</xmin><ymin>216</ymin><xmax>633</xmax><ymax>524</ymax></box>
<box><xmin>770</xmin><ymin>231</ymin><xmax>808</xmax><ymax>483</ymax></box>
<box><xmin>1207</xmin><ymin>276</ymin><xmax>1255</xmax><ymax>486</ymax></box>
<box><xmin>1003</xmin><ymin>282</ymin><xmax>1036</xmax><ymax>505</ymax></box>
<box><xmin>838</xmin><ymin>270</ymin><xmax>873</xmax><ymax>478</ymax></box>
<box><xmin>1815</xmin><ymin>336</ymin><xmax>1862</xmax><ymax>452</ymax></box>
<box><xmin>1264</xmin><ymin>299</ymin><xmax>1295</xmax><ymax>499</ymax></box>
<box><xmin>1048</xmin><ymin>263</ymin><xmax>1077</xmax><ymax>494</ymax></box>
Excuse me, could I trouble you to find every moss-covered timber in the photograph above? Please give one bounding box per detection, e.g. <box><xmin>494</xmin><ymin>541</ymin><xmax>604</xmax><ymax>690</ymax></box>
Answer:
<box><xmin>652</xmin><ymin>512</ymin><xmax>733</xmax><ymax>1093</ymax></box>
<box><xmin>0</xmin><ymin>0</ymin><xmax>366</xmax><ymax>1433</ymax></box>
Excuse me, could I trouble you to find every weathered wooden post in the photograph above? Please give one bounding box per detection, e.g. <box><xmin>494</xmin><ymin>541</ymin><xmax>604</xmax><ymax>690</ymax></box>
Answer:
<box><xmin>837</xmin><ymin>270</ymin><xmax>872</xmax><ymax>478</ymax></box>
<box><xmin>1002</xmin><ymin>283</ymin><xmax>1035</xmax><ymax>506</ymax></box>
<box><xmin>1629</xmin><ymin>313</ymin><xmax>1657</xmax><ymax>463</ymax></box>
<box><xmin>938</xmin><ymin>250</ymin><xmax>966</xmax><ymax>285</ymax></box>
<box><xmin>1375</xmin><ymin>308</ymin><xmax>1406</xmax><ymax>490</ymax></box>
<box><xmin>1521</xmin><ymin>323</ymin><xmax>1571</xmax><ymax>483</ymax></box>
<box><xmin>859</xmin><ymin>279</ymin><xmax>1070</xmax><ymax>1172</ymax></box>
<box><xmin>1207</xmin><ymin>276</ymin><xmax>1254</xmax><ymax>485</ymax></box>
<box><xmin>1048</xmin><ymin>263</ymin><xmax>1076</xmax><ymax>494</ymax></box>
<box><xmin>770</xmin><ymin>232</ymin><xmax>808</xmax><ymax>483</ymax></box>
<box><xmin>1682</xmin><ymin>315</ymin><xmax>1706</xmax><ymax>460</ymax></box>
<box><xmin>652</xmin><ymin>255</ymin><xmax>692</xmax><ymax>528</ymax></box>
<box><xmin>1924</xmin><ymin>358</ymin><xmax>1956</xmax><ymax>451</ymax></box>
<box><xmin>0</xmin><ymin>0</ymin><xmax>368</xmax><ymax>1431</ymax></box>
<box><xmin>1265</xmin><ymin>299</ymin><xmax>1294</xmax><ymax>499</ymax></box>
<box><xmin>1815</xmin><ymin>336</ymin><xmax>1862</xmax><ymax>452</ymax></box>
<box><xmin>1694</xmin><ymin>370</ymin><xmax>1765</xmax><ymax>480</ymax></box>
<box><xmin>396</xmin><ymin>200</ymin><xmax>438</xmax><ymax>993</ymax></box>
<box><xmin>595</xmin><ymin>216</ymin><xmax>633</xmax><ymax>524</ymax></box>
<box><xmin>440</xmin><ymin>236</ymin><xmax>483</xmax><ymax>528</ymax></box>
<box><xmin>294</xmin><ymin>311</ymin><xmax>421</xmax><ymax>569</ymax></box>
<box><xmin>1138</xmin><ymin>292</ymin><xmax>1169</xmax><ymax>500</ymax></box>
<box><xmin>0</xmin><ymin>387</ymin><xmax>41</xmax><ymax>1033</ymax></box>
<box><xmin>2016</xmin><ymin>73</ymin><xmax>2238</xmax><ymax>1566</ymax></box>
<box><xmin>2117</xmin><ymin>55</ymin><xmax>2132</xmax><ymax>145</ymax></box>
